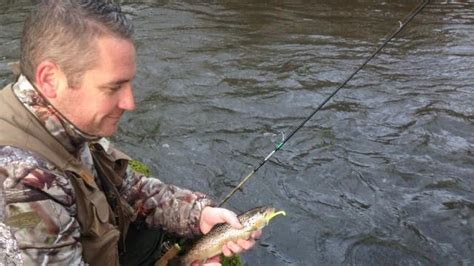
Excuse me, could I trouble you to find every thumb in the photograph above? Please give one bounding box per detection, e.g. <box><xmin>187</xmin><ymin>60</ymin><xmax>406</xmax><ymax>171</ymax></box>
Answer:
<box><xmin>220</xmin><ymin>209</ymin><xmax>242</xmax><ymax>229</ymax></box>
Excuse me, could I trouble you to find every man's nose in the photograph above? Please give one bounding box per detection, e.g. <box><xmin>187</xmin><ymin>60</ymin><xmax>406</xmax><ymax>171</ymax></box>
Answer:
<box><xmin>118</xmin><ymin>85</ymin><xmax>135</xmax><ymax>111</ymax></box>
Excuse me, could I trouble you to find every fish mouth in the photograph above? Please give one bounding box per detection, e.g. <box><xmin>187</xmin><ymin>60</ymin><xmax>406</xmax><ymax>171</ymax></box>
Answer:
<box><xmin>265</xmin><ymin>209</ymin><xmax>286</xmax><ymax>224</ymax></box>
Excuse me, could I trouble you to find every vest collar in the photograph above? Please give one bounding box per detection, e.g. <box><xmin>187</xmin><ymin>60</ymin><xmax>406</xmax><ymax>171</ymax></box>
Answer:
<box><xmin>12</xmin><ymin>75</ymin><xmax>100</xmax><ymax>156</ymax></box>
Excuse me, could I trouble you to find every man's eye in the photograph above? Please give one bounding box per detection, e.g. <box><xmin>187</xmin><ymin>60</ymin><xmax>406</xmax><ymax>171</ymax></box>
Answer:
<box><xmin>108</xmin><ymin>86</ymin><xmax>121</xmax><ymax>92</ymax></box>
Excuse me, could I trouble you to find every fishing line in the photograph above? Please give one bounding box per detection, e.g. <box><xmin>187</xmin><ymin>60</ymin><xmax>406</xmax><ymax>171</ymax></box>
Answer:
<box><xmin>219</xmin><ymin>0</ymin><xmax>430</xmax><ymax>207</ymax></box>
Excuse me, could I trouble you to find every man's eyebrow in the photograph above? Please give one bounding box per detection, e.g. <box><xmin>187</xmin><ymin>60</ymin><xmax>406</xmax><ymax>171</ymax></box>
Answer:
<box><xmin>103</xmin><ymin>78</ymin><xmax>134</xmax><ymax>87</ymax></box>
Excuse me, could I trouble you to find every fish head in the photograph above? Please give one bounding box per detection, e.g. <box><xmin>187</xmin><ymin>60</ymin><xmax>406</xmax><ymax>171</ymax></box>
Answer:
<box><xmin>239</xmin><ymin>206</ymin><xmax>286</xmax><ymax>231</ymax></box>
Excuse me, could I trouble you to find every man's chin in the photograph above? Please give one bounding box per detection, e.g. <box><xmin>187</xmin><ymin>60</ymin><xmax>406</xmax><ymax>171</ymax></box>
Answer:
<box><xmin>93</xmin><ymin>123</ymin><xmax>119</xmax><ymax>137</ymax></box>
<box><xmin>98</xmin><ymin>127</ymin><xmax>118</xmax><ymax>137</ymax></box>
<box><xmin>83</xmin><ymin>119</ymin><xmax>120</xmax><ymax>137</ymax></box>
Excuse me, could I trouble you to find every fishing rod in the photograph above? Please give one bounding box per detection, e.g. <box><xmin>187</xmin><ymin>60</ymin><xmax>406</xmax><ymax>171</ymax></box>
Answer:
<box><xmin>156</xmin><ymin>2</ymin><xmax>431</xmax><ymax>265</ymax></box>
<box><xmin>219</xmin><ymin>0</ymin><xmax>430</xmax><ymax>207</ymax></box>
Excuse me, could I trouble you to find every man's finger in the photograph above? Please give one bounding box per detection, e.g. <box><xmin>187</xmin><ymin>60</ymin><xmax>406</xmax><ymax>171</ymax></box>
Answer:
<box><xmin>221</xmin><ymin>209</ymin><xmax>242</xmax><ymax>229</ymax></box>
<box><xmin>204</xmin><ymin>255</ymin><xmax>221</xmax><ymax>265</ymax></box>
<box><xmin>222</xmin><ymin>245</ymin><xmax>233</xmax><ymax>257</ymax></box>
<box><xmin>202</xmin><ymin>263</ymin><xmax>220</xmax><ymax>266</ymax></box>
<box><xmin>226</xmin><ymin>241</ymin><xmax>243</xmax><ymax>254</ymax></box>
<box><xmin>251</xmin><ymin>230</ymin><xmax>262</xmax><ymax>239</ymax></box>
<box><xmin>236</xmin><ymin>238</ymin><xmax>255</xmax><ymax>250</ymax></box>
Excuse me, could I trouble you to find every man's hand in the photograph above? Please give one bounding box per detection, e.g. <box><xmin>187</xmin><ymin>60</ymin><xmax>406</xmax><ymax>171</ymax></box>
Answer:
<box><xmin>196</xmin><ymin>207</ymin><xmax>262</xmax><ymax>265</ymax></box>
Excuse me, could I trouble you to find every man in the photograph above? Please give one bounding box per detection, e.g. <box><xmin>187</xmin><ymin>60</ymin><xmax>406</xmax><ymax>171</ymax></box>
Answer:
<box><xmin>0</xmin><ymin>0</ymin><xmax>260</xmax><ymax>265</ymax></box>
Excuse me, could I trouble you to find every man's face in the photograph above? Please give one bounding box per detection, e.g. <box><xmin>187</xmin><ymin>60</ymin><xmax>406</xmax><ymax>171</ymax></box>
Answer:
<box><xmin>52</xmin><ymin>36</ymin><xmax>136</xmax><ymax>137</ymax></box>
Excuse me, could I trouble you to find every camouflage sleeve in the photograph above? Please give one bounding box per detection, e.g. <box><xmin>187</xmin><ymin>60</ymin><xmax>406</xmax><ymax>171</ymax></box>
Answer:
<box><xmin>0</xmin><ymin>222</ymin><xmax>23</xmax><ymax>265</ymax></box>
<box><xmin>0</xmin><ymin>185</ymin><xmax>23</xmax><ymax>265</ymax></box>
<box><xmin>0</xmin><ymin>146</ymin><xmax>85</xmax><ymax>265</ymax></box>
<box><xmin>120</xmin><ymin>167</ymin><xmax>214</xmax><ymax>238</ymax></box>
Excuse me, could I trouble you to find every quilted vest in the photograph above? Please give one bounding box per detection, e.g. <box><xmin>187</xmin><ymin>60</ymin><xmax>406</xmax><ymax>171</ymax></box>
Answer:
<box><xmin>0</xmin><ymin>84</ymin><xmax>136</xmax><ymax>265</ymax></box>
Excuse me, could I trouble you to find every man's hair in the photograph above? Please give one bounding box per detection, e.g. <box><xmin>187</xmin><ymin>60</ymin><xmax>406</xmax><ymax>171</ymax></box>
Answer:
<box><xmin>20</xmin><ymin>0</ymin><xmax>133</xmax><ymax>87</ymax></box>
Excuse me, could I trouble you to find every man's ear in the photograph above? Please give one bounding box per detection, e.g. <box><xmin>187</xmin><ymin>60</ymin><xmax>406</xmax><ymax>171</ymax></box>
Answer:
<box><xmin>34</xmin><ymin>60</ymin><xmax>67</xmax><ymax>99</ymax></box>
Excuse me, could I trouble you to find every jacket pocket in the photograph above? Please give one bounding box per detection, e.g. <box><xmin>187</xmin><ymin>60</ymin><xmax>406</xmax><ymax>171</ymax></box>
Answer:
<box><xmin>67</xmin><ymin>171</ymin><xmax>121</xmax><ymax>265</ymax></box>
<box><xmin>81</xmin><ymin>224</ymin><xmax>120</xmax><ymax>266</ymax></box>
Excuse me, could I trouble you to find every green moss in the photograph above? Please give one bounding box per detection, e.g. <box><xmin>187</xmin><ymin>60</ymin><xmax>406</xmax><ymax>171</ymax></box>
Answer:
<box><xmin>221</xmin><ymin>254</ymin><xmax>243</xmax><ymax>266</ymax></box>
<box><xmin>128</xmin><ymin>160</ymin><xmax>152</xmax><ymax>176</ymax></box>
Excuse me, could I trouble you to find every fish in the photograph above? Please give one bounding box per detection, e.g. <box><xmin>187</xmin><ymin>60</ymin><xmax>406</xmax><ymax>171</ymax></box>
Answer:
<box><xmin>180</xmin><ymin>206</ymin><xmax>286</xmax><ymax>266</ymax></box>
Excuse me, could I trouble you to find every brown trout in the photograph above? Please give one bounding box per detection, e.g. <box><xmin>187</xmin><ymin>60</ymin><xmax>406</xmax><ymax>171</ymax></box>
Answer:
<box><xmin>180</xmin><ymin>206</ymin><xmax>285</xmax><ymax>266</ymax></box>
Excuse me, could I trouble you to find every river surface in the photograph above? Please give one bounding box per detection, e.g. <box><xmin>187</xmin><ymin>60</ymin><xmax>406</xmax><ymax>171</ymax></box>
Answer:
<box><xmin>1</xmin><ymin>1</ymin><xmax>473</xmax><ymax>265</ymax></box>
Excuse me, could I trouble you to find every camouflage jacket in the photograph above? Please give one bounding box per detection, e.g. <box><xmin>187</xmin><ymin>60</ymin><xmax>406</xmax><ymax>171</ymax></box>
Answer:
<box><xmin>0</xmin><ymin>75</ymin><xmax>213</xmax><ymax>265</ymax></box>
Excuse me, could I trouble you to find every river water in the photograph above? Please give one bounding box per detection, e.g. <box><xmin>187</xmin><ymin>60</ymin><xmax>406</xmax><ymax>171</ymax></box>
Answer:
<box><xmin>1</xmin><ymin>1</ymin><xmax>473</xmax><ymax>265</ymax></box>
